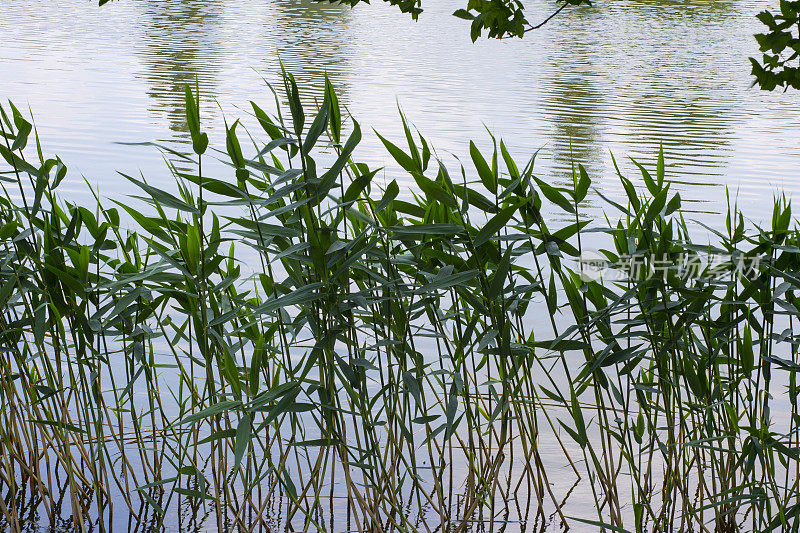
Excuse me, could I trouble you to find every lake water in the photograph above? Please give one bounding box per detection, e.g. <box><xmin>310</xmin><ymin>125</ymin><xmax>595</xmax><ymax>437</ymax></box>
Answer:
<box><xmin>2</xmin><ymin>0</ymin><xmax>799</xmax><ymax>225</ymax></box>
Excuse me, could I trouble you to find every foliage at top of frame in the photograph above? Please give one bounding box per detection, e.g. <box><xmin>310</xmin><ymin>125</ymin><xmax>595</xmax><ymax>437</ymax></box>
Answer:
<box><xmin>319</xmin><ymin>0</ymin><xmax>592</xmax><ymax>40</ymax></box>
<box><xmin>751</xmin><ymin>0</ymin><xmax>800</xmax><ymax>91</ymax></box>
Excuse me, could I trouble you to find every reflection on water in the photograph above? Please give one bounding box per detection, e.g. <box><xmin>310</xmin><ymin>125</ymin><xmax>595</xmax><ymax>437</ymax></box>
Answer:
<box><xmin>507</xmin><ymin>0</ymin><xmax>746</xmax><ymax>211</ymax></box>
<box><xmin>542</xmin><ymin>20</ymin><xmax>606</xmax><ymax>193</ymax></box>
<box><xmin>135</xmin><ymin>0</ymin><xmax>226</xmax><ymax>136</ymax></box>
<box><xmin>267</xmin><ymin>0</ymin><xmax>354</xmax><ymax>97</ymax></box>
<box><xmin>1</xmin><ymin>0</ymin><xmax>799</xmax><ymax>204</ymax></box>
<box><xmin>132</xmin><ymin>0</ymin><xmax>355</xmax><ymax>140</ymax></box>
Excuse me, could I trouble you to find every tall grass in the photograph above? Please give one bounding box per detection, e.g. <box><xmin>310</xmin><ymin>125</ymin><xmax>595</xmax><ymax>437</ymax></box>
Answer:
<box><xmin>0</xmin><ymin>73</ymin><xmax>798</xmax><ymax>532</ymax></box>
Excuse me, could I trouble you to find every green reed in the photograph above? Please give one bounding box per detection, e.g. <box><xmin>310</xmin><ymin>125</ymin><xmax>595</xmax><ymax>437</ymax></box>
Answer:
<box><xmin>0</xmin><ymin>73</ymin><xmax>797</xmax><ymax>532</ymax></box>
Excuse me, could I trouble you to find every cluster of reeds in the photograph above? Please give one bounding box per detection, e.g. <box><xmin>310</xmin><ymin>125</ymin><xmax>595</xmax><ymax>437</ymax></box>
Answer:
<box><xmin>0</xmin><ymin>73</ymin><xmax>798</xmax><ymax>532</ymax></box>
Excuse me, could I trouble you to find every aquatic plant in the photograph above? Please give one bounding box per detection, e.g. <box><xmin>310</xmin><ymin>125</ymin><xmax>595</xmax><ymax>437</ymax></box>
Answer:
<box><xmin>0</xmin><ymin>73</ymin><xmax>798</xmax><ymax>532</ymax></box>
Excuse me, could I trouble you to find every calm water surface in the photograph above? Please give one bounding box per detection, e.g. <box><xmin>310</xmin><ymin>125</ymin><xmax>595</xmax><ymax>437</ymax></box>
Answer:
<box><xmin>2</xmin><ymin>0</ymin><xmax>799</xmax><ymax>223</ymax></box>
